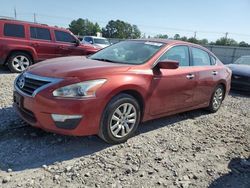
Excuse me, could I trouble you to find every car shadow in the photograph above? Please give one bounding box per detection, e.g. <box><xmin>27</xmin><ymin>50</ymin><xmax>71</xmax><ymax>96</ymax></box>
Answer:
<box><xmin>230</xmin><ymin>90</ymin><xmax>250</xmax><ymax>97</ymax></box>
<box><xmin>208</xmin><ymin>157</ymin><xmax>250</xmax><ymax>188</ymax></box>
<box><xmin>0</xmin><ymin>65</ymin><xmax>12</xmax><ymax>74</ymax></box>
<box><xmin>0</xmin><ymin>105</ymin><xmax>209</xmax><ymax>172</ymax></box>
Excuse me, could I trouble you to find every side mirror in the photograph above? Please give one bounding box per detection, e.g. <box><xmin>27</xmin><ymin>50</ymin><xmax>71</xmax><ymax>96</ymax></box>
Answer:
<box><xmin>157</xmin><ymin>60</ymin><xmax>179</xmax><ymax>69</ymax></box>
<box><xmin>75</xmin><ymin>40</ymin><xmax>80</xmax><ymax>46</ymax></box>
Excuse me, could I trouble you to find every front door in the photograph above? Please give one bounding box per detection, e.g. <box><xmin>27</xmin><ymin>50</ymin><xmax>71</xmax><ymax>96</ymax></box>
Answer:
<box><xmin>149</xmin><ymin>45</ymin><xmax>197</xmax><ymax>115</ymax></box>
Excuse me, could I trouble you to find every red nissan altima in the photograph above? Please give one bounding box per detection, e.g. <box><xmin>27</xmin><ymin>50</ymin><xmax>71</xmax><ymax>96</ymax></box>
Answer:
<box><xmin>13</xmin><ymin>39</ymin><xmax>231</xmax><ymax>144</ymax></box>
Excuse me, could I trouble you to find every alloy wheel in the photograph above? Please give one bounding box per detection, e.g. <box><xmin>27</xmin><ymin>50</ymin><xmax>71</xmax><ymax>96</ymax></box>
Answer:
<box><xmin>110</xmin><ymin>103</ymin><xmax>137</xmax><ymax>138</ymax></box>
<box><xmin>212</xmin><ymin>87</ymin><xmax>223</xmax><ymax>110</ymax></box>
<box><xmin>12</xmin><ymin>55</ymin><xmax>30</xmax><ymax>72</ymax></box>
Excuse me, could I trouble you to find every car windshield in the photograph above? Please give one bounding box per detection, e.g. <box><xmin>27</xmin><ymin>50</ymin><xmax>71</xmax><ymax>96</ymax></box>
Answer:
<box><xmin>94</xmin><ymin>38</ymin><xmax>110</xmax><ymax>45</ymax></box>
<box><xmin>234</xmin><ymin>56</ymin><xmax>250</xmax><ymax>65</ymax></box>
<box><xmin>89</xmin><ymin>41</ymin><xmax>164</xmax><ymax>65</ymax></box>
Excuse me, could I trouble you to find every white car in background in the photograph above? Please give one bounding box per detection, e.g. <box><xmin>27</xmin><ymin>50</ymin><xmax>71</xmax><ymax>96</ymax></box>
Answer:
<box><xmin>82</xmin><ymin>36</ymin><xmax>111</xmax><ymax>48</ymax></box>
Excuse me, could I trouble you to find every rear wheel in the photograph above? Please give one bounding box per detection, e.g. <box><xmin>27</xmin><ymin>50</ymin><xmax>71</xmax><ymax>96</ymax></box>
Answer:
<box><xmin>99</xmin><ymin>94</ymin><xmax>141</xmax><ymax>144</ymax></box>
<box><xmin>207</xmin><ymin>85</ymin><xmax>225</xmax><ymax>113</ymax></box>
<box><xmin>7</xmin><ymin>52</ymin><xmax>32</xmax><ymax>73</ymax></box>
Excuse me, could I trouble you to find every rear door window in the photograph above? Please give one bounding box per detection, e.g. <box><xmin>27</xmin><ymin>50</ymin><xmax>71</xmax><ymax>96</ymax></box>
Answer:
<box><xmin>191</xmin><ymin>47</ymin><xmax>211</xmax><ymax>66</ymax></box>
<box><xmin>4</xmin><ymin>23</ymin><xmax>25</xmax><ymax>38</ymax></box>
<box><xmin>54</xmin><ymin>30</ymin><xmax>76</xmax><ymax>43</ymax></box>
<box><xmin>30</xmin><ymin>27</ymin><xmax>51</xmax><ymax>40</ymax></box>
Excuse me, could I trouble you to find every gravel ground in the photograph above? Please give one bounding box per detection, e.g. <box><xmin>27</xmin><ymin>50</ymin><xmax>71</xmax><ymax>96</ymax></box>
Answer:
<box><xmin>0</xmin><ymin>67</ymin><xmax>249</xmax><ymax>188</ymax></box>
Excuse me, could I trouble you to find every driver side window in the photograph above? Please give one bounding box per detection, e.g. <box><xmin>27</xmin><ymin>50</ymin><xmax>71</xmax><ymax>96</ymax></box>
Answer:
<box><xmin>159</xmin><ymin>46</ymin><xmax>190</xmax><ymax>66</ymax></box>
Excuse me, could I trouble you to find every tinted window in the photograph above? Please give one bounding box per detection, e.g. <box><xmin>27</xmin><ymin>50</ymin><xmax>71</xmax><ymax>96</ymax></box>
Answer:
<box><xmin>55</xmin><ymin>30</ymin><xmax>76</xmax><ymax>43</ymax></box>
<box><xmin>84</xmin><ymin>37</ymin><xmax>93</xmax><ymax>43</ymax></box>
<box><xmin>4</xmin><ymin>23</ymin><xmax>25</xmax><ymax>38</ymax></box>
<box><xmin>159</xmin><ymin>46</ymin><xmax>190</xmax><ymax>66</ymax></box>
<box><xmin>30</xmin><ymin>27</ymin><xmax>51</xmax><ymax>40</ymax></box>
<box><xmin>94</xmin><ymin>38</ymin><xmax>110</xmax><ymax>45</ymax></box>
<box><xmin>192</xmin><ymin>47</ymin><xmax>211</xmax><ymax>66</ymax></box>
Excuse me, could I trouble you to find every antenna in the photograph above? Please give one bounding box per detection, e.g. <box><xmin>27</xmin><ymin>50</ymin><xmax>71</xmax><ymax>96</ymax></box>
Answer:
<box><xmin>14</xmin><ymin>7</ymin><xmax>17</xmax><ymax>19</ymax></box>
<box><xmin>33</xmin><ymin>13</ymin><xmax>37</xmax><ymax>23</ymax></box>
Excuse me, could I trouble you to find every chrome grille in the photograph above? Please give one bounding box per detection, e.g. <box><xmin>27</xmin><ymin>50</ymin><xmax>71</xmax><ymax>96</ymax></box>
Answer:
<box><xmin>15</xmin><ymin>73</ymin><xmax>62</xmax><ymax>97</ymax></box>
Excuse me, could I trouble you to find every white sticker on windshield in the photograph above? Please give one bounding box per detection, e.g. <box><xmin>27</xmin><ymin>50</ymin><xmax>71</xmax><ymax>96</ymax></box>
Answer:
<box><xmin>144</xmin><ymin>42</ymin><xmax>163</xmax><ymax>47</ymax></box>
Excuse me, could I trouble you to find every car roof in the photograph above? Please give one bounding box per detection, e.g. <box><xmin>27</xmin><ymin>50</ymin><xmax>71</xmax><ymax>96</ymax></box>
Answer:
<box><xmin>0</xmin><ymin>18</ymin><xmax>69</xmax><ymax>31</ymax></box>
<box><xmin>131</xmin><ymin>38</ymin><xmax>196</xmax><ymax>45</ymax></box>
<box><xmin>129</xmin><ymin>38</ymin><xmax>216</xmax><ymax>57</ymax></box>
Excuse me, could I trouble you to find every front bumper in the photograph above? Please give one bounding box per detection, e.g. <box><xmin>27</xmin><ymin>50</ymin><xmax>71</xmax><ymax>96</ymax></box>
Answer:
<box><xmin>231</xmin><ymin>76</ymin><xmax>250</xmax><ymax>92</ymax></box>
<box><xmin>13</xmin><ymin>89</ymin><xmax>106</xmax><ymax>136</ymax></box>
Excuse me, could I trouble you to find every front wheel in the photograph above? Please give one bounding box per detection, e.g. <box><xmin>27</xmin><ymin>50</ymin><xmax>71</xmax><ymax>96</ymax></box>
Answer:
<box><xmin>207</xmin><ymin>85</ymin><xmax>225</xmax><ymax>113</ymax></box>
<box><xmin>99</xmin><ymin>94</ymin><xmax>141</xmax><ymax>144</ymax></box>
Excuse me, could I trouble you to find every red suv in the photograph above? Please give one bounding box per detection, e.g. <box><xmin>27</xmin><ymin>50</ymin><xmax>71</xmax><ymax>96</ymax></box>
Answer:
<box><xmin>0</xmin><ymin>19</ymin><xmax>101</xmax><ymax>72</ymax></box>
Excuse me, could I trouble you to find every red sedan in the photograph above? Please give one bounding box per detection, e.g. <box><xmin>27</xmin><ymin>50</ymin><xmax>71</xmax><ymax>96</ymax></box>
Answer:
<box><xmin>13</xmin><ymin>39</ymin><xmax>232</xmax><ymax>144</ymax></box>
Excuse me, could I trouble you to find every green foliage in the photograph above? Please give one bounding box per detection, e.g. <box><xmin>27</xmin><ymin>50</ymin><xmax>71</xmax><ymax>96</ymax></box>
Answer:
<box><xmin>69</xmin><ymin>18</ymin><xmax>101</xmax><ymax>36</ymax></box>
<box><xmin>102</xmin><ymin>20</ymin><xmax>141</xmax><ymax>39</ymax></box>
<box><xmin>239</xmin><ymin>41</ymin><xmax>250</xmax><ymax>47</ymax></box>
<box><xmin>215</xmin><ymin>37</ymin><xmax>238</xmax><ymax>46</ymax></box>
<box><xmin>174</xmin><ymin>34</ymin><xmax>180</xmax><ymax>40</ymax></box>
<box><xmin>154</xmin><ymin>34</ymin><xmax>168</xmax><ymax>39</ymax></box>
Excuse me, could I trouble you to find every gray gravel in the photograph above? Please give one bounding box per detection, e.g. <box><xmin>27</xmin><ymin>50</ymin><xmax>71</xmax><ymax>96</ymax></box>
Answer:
<box><xmin>0</xmin><ymin>68</ymin><xmax>249</xmax><ymax>188</ymax></box>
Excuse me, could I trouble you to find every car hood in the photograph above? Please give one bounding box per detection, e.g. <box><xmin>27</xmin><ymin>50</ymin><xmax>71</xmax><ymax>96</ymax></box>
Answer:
<box><xmin>226</xmin><ymin>64</ymin><xmax>250</xmax><ymax>77</ymax></box>
<box><xmin>95</xmin><ymin>44</ymin><xmax>110</xmax><ymax>48</ymax></box>
<box><xmin>27</xmin><ymin>56</ymin><xmax>131</xmax><ymax>78</ymax></box>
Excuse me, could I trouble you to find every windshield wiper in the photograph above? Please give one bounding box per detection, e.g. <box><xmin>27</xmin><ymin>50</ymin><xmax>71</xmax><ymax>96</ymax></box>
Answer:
<box><xmin>91</xmin><ymin>58</ymin><xmax>117</xmax><ymax>63</ymax></box>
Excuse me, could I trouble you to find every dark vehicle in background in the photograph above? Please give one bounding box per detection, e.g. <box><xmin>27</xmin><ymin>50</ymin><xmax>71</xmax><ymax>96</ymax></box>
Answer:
<box><xmin>227</xmin><ymin>56</ymin><xmax>250</xmax><ymax>92</ymax></box>
<box><xmin>0</xmin><ymin>19</ymin><xmax>100</xmax><ymax>73</ymax></box>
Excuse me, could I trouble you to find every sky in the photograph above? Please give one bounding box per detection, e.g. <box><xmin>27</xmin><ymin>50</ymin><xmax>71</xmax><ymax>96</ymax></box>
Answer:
<box><xmin>1</xmin><ymin>0</ymin><xmax>250</xmax><ymax>43</ymax></box>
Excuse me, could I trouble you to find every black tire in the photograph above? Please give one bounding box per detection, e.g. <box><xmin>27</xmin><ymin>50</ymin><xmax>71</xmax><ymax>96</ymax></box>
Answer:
<box><xmin>99</xmin><ymin>93</ymin><xmax>141</xmax><ymax>144</ymax></box>
<box><xmin>7</xmin><ymin>52</ymin><xmax>32</xmax><ymax>73</ymax></box>
<box><xmin>207</xmin><ymin>85</ymin><xmax>225</xmax><ymax>113</ymax></box>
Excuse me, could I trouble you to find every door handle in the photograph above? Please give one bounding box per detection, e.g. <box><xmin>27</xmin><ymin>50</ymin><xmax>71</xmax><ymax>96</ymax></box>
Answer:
<box><xmin>186</xmin><ymin>74</ymin><xmax>195</xmax><ymax>79</ymax></box>
<box><xmin>212</xmin><ymin>71</ymin><xmax>218</xmax><ymax>75</ymax></box>
<box><xmin>31</xmin><ymin>43</ymin><xmax>39</xmax><ymax>47</ymax></box>
<box><xmin>59</xmin><ymin>46</ymin><xmax>67</xmax><ymax>49</ymax></box>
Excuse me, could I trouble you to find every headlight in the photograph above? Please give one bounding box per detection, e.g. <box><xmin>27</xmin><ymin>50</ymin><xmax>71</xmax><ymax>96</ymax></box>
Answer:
<box><xmin>53</xmin><ymin>79</ymin><xmax>106</xmax><ymax>98</ymax></box>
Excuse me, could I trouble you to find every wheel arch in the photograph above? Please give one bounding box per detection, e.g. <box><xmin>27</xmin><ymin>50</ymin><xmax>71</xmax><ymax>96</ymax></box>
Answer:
<box><xmin>215</xmin><ymin>81</ymin><xmax>227</xmax><ymax>100</ymax></box>
<box><xmin>104</xmin><ymin>87</ymin><xmax>146</xmax><ymax>122</ymax></box>
<box><xmin>5</xmin><ymin>49</ymin><xmax>35</xmax><ymax>65</ymax></box>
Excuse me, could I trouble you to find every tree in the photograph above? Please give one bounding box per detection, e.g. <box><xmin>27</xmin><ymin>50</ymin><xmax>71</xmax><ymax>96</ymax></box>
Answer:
<box><xmin>215</xmin><ymin>37</ymin><xmax>238</xmax><ymax>46</ymax></box>
<box><xmin>69</xmin><ymin>18</ymin><xmax>101</xmax><ymax>36</ymax></box>
<box><xmin>102</xmin><ymin>20</ymin><xmax>141</xmax><ymax>39</ymax></box>
<box><xmin>239</xmin><ymin>41</ymin><xmax>249</xmax><ymax>47</ymax></box>
<box><xmin>154</xmin><ymin>34</ymin><xmax>168</xmax><ymax>39</ymax></box>
<box><xmin>199</xmin><ymin>39</ymin><xmax>209</xmax><ymax>45</ymax></box>
<box><xmin>187</xmin><ymin>37</ymin><xmax>199</xmax><ymax>44</ymax></box>
<box><xmin>179</xmin><ymin>36</ymin><xmax>187</xmax><ymax>41</ymax></box>
<box><xmin>174</xmin><ymin>34</ymin><xmax>180</xmax><ymax>40</ymax></box>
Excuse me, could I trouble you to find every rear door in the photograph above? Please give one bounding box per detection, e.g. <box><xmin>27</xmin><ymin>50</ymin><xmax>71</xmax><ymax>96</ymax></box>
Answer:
<box><xmin>149</xmin><ymin>45</ymin><xmax>197</xmax><ymax>115</ymax></box>
<box><xmin>190</xmin><ymin>47</ymin><xmax>218</xmax><ymax>106</ymax></box>
<box><xmin>29</xmin><ymin>26</ymin><xmax>56</xmax><ymax>61</ymax></box>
